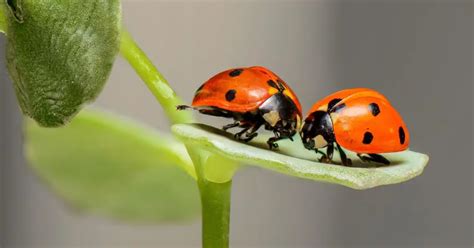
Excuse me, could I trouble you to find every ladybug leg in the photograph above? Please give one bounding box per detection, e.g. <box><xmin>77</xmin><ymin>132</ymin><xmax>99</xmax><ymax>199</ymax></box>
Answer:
<box><xmin>336</xmin><ymin>143</ymin><xmax>352</xmax><ymax>166</ymax></box>
<box><xmin>317</xmin><ymin>151</ymin><xmax>329</xmax><ymax>163</ymax></box>
<box><xmin>242</xmin><ymin>132</ymin><xmax>258</xmax><ymax>142</ymax></box>
<box><xmin>223</xmin><ymin>121</ymin><xmax>240</xmax><ymax>131</ymax></box>
<box><xmin>267</xmin><ymin>131</ymin><xmax>282</xmax><ymax>149</ymax></box>
<box><xmin>266</xmin><ymin>137</ymin><xmax>279</xmax><ymax>149</ymax></box>
<box><xmin>327</xmin><ymin>143</ymin><xmax>334</xmax><ymax>161</ymax></box>
<box><xmin>234</xmin><ymin>126</ymin><xmax>251</xmax><ymax>139</ymax></box>
<box><xmin>320</xmin><ymin>143</ymin><xmax>334</xmax><ymax>164</ymax></box>
<box><xmin>357</xmin><ymin>154</ymin><xmax>370</xmax><ymax>164</ymax></box>
<box><xmin>234</xmin><ymin>123</ymin><xmax>262</xmax><ymax>142</ymax></box>
<box><xmin>368</xmin><ymin>154</ymin><xmax>390</xmax><ymax>165</ymax></box>
<box><xmin>241</xmin><ymin>123</ymin><xmax>262</xmax><ymax>142</ymax></box>
<box><xmin>314</xmin><ymin>149</ymin><xmax>327</xmax><ymax>157</ymax></box>
<box><xmin>357</xmin><ymin>153</ymin><xmax>390</xmax><ymax>165</ymax></box>
<box><xmin>316</xmin><ymin>150</ymin><xmax>329</xmax><ymax>164</ymax></box>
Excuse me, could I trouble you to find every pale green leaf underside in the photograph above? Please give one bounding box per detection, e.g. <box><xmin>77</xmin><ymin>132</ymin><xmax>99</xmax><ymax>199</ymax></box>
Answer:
<box><xmin>172</xmin><ymin>124</ymin><xmax>429</xmax><ymax>190</ymax></box>
<box><xmin>25</xmin><ymin>109</ymin><xmax>199</xmax><ymax>222</ymax></box>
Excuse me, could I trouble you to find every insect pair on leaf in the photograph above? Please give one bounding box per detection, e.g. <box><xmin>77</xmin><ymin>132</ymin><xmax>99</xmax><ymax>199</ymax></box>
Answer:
<box><xmin>177</xmin><ymin>66</ymin><xmax>409</xmax><ymax>167</ymax></box>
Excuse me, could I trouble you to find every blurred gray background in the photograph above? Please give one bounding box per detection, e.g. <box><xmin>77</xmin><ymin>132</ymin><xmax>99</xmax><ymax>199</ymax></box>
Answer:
<box><xmin>1</xmin><ymin>0</ymin><xmax>472</xmax><ymax>247</ymax></box>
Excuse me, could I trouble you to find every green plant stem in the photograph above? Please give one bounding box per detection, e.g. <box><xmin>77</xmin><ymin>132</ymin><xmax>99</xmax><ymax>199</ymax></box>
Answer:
<box><xmin>186</xmin><ymin>146</ymin><xmax>234</xmax><ymax>248</ymax></box>
<box><xmin>121</xmin><ymin>29</ymin><xmax>234</xmax><ymax>247</ymax></box>
<box><xmin>119</xmin><ymin>30</ymin><xmax>193</xmax><ymax>124</ymax></box>
<box><xmin>198</xmin><ymin>179</ymin><xmax>232</xmax><ymax>248</ymax></box>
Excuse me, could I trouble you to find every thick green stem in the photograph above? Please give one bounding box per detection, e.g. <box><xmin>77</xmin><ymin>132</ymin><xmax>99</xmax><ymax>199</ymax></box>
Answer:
<box><xmin>119</xmin><ymin>30</ymin><xmax>193</xmax><ymax>124</ymax></box>
<box><xmin>199</xmin><ymin>179</ymin><xmax>232</xmax><ymax>248</ymax></box>
<box><xmin>186</xmin><ymin>146</ymin><xmax>234</xmax><ymax>248</ymax></box>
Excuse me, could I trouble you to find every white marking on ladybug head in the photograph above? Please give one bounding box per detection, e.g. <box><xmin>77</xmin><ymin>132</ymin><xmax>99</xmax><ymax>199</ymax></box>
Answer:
<box><xmin>263</xmin><ymin>111</ymin><xmax>281</xmax><ymax>127</ymax></box>
<box><xmin>314</xmin><ymin>135</ymin><xmax>328</xmax><ymax>148</ymax></box>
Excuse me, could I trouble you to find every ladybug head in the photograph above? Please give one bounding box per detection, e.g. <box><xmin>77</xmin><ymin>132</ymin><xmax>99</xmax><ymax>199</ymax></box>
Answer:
<box><xmin>300</xmin><ymin>111</ymin><xmax>335</xmax><ymax>150</ymax></box>
<box><xmin>258</xmin><ymin>93</ymin><xmax>301</xmax><ymax>139</ymax></box>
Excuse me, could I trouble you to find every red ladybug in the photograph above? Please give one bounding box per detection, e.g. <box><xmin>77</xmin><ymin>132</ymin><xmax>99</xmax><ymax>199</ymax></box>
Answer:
<box><xmin>300</xmin><ymin>88</ymin><xmax>410</xmax><ymax>166</ymax></box>
<box><xmin>178</xmin><ymin>66</ymin><xmax>302</xmax><ymax>149</ymax></box>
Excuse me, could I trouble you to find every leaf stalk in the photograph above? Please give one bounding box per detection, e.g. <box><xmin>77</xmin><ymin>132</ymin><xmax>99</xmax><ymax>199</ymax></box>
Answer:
<box><xmin>119</xmin><ymin>29</ymin><xmax>193</xmax><ymax>124</ymax></box>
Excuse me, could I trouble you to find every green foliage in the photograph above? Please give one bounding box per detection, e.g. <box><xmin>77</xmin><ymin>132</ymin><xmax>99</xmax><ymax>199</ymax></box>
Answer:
<box><xmin>0</xmin><ymin>2</ymin><xmax>6</xmax><ymax>33</ymax></box>
<box><xmin>172</xmin><ymin>124</ymin><xmax>429</xmax><ymax>190</ymax></box>
<box><xmin>6</xmin><ymin>0</ymin><xmax>121</xmax><ymax>127</ymax></box>
<box><xmin>25</xmin><ymin>109</ymin><xmax>200</xmax><ymax>222</ymax></box>
<box><xmin>0</xmin><ymin>1</ymin><xmax>429</xmax><ymax>245</ymax></box>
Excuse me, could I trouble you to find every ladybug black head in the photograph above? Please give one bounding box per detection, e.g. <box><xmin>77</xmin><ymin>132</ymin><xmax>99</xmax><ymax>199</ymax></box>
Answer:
<box><xmin>258</xmin><ymin>93</ymin><xmax>301</xmax><ymax>139</ymax></box>
<box><xmin>300</xmin><ymin>111</ymin><xmax>335</xmax><ymax>150</ymax></box>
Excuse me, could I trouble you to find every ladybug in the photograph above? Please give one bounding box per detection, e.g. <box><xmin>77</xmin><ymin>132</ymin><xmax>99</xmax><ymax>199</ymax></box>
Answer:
<box><xmin>177</xmin><ymin>66</ymin><xmax>302</xmax><ymax>149</ymax></box>
<box><xmin>300</xmin><ymin>88</ymin><xmax>410</xmax><ymax>166</ymax></box>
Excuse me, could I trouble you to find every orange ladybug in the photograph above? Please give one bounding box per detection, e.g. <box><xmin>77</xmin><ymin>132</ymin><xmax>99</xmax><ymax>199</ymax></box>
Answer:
<box><xmin>300</xmin><ymin>88</ymin><xmax>409</xmax><ymax>166</ymax></box>
<box><xmin>178</xmin><ymin>66</ymin><xmax>302</xmax><ymax>149</ymax></box>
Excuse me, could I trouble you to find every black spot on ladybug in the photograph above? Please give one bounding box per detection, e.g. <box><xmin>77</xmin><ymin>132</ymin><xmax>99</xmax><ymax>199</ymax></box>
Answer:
<box><xmin>331</xmin><ymin>103</ymin><xmax>346</xmax><ymax>113</ymax></box>
<box><xmin>276</xmin><ymin>79</ymin><xmax>286</xmax><ymax>90</ymax></box>
<box><xmin>229</xmin><ymin>69</ymin><xmax>243</xmax><ymax>77</ymax></box>
<box><xmin>225</xmin><ymin>89</ymin><xmax>236</xmax><ymax>102</ymax></box>
<box><xmin>362</xmin><ymin>131</ymin><xmax>373</xmax><ymax>144</ymax></box>
<box><xmin>328</xmin><ymin>98</ymin><xmax>342</xmax><ymax>111</ymax></box>
<box><xmin>399</xmin><ymin>126</ymin><xmax>406</xmax><ymax>144</ymax></box>
<box><xmin>369</xmin><ymin>103</ymin><xmax>380</xmax><ymax>116</ymax></box>
<box><xmin>267</xmin><ymin>80</ymin><xmax>278</xmax><ymax>89</ymax></box>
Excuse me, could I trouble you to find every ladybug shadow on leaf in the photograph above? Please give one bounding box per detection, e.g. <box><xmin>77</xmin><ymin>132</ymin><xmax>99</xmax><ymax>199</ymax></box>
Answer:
<box><xmin>193</xmin><ymin>123</ymin><xmax>404</xmax><ymax>168</ymax></box>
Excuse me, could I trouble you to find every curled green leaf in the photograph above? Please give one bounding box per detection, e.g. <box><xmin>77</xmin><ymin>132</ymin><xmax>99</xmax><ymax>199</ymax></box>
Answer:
<box><xmin>0</xmin><ymin>2</ymin><xmax>7</xmax><ymax>33</ymax></box>
<box><xmin>172</xmin><ymin>123</ymin><xmax>429</xmax><ymax>190</ymax></box>
<box><xmin>6</xmin><ymin>0</ymin><xmax>23</xmax><ymax>23</ymax></box>
<box><xmin>7</xmin><ymin>1</ymin><xmax>121</xmax><ymax>127</ymax></box>
<box><xmin>26</xmin><ymin>109</ymin><xmax>200</xmax><ymax>222</ymax></box>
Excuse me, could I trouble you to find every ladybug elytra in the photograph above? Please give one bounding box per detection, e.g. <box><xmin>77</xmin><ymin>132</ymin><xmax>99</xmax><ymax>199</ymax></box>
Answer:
<box><xmin>178</xmin><ymin>66</ymin><xmax>302</xmax><ymax>149</ymax></box>
<box><xmin>300</xmin><ymin>88</ymin><xmax>410</xmax><ymax>166</ymax></box>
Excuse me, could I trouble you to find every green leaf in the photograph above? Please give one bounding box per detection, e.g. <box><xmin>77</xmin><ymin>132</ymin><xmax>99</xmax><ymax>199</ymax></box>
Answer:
<box><xmin>0</xmin><ymin>2</ymin><xmax>7</xmax><ymax>33</ymax></box>
<box><xmin>172</xmin><ymin>124</ymin><xmax>429</xmax><ymax>190</ymax></box>
<box><xmin>7</xmin><ymin>1</ymin><xmax>122</xmax><ymax>127</ymax></box>
<box><xmin>25</xmin><ymin>109</ymin><xmax>200</xmax><ymax>222</ymax></box>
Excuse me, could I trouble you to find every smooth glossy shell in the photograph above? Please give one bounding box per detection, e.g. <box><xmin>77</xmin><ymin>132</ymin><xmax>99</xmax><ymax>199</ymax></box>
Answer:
<box><xmin>306</xmin><ymin>88</ymin><xmax>388</xmax><ymax>115</ymax></box>
<box><xmin>330</xmin><ymin>92</ymin><xmax>410</xmax><ymax>153</ymax></box>
<box><xmin>192</xmin><ymin>66</ymin><xmax>302</xmax><ymax>115</ymax></box>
